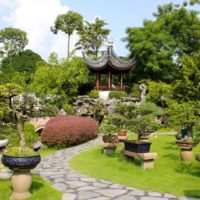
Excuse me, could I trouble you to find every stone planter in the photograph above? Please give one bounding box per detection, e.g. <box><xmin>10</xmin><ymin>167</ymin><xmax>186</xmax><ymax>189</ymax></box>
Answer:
<box><xmin>102</xmin><ymin>143</ymin><xmax>117</xmax><ymax>156</ymax></box>
<box><xmin>180</xmin><ymin>148</ymin><xmax>193</xmax><ymax>162</ymax></box>
<box><xmin>117</xmin><ymin>130</ymin><xmax>128</xmax><ymax>142</ymax></box>
<box><xmin>124</xmin><ymin>140</ymin><xmax>151</xmax><ymax>153</ymax></box>
<box><xmin>176</xmin><ymin>141</ymin><xmax>195</xmax><ymax>162</ymax></box>
<box><xmin>2</xmin><ymin>154</ymin><xmax>41</xmax><ymax>199</ymax></box>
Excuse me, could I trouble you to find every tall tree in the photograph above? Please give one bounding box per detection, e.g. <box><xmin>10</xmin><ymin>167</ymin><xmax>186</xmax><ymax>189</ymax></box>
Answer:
<box><xmin>76</xmin><ymin>18</ymin><xmax>110</xmax><ymax>57</ymax></box>
<box><xmin>0</xmin><ymin>27</ymin><xmax>28</xmax><ymax>58</ymax></box>
<box><xmin>51</xmin><ymin>11</ymin><xmax>83</xmax><ymax>58</ymax></box>
<box><xmin>124</xmin><ymin>2</ymin><xmax>200</xmax><ymax>83</ymax></box>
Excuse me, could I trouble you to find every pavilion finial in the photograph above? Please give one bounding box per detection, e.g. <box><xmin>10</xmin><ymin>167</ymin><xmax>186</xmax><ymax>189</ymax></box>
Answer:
<box><xmin>108</xmin><ymin>38</ymin><xmax>113</xmax><ymax>47</ymax></box>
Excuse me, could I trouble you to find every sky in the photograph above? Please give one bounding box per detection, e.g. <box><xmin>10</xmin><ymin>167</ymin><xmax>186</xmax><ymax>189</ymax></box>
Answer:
<box><xmin>0</xmin><ymin>0</ymin><xmax>198</xmax><ymax>60</ymax></box>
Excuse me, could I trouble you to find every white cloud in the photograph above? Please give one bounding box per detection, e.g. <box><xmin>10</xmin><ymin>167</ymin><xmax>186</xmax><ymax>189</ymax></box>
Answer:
<box><xmin>2</xmin><ymin>0</ymin><xmax>79</xmax><ymax>60</ymax></box>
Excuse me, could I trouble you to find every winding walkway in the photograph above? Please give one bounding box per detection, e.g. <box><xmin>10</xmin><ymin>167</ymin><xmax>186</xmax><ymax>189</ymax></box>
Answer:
<box><xmin>33</xmin><ymin>136</ymin><xmax>197</xmax><ymax>200</ymax></box>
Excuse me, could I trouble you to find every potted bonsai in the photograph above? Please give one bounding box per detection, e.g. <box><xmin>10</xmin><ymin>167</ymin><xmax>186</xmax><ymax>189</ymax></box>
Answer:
<box><xmin>100</xmin><ymin>123</ymin><xmax>119</xmax><ymax>155</ymax></box>
<box><xmin>175</xmin><ymin>122</ymin><xmax>199</xmax><ymax>161</ymax></box>
<box><xmin>124</xmin><ymin>115</ymin><xmax>160</xmax><ymax>153</ymax></box>
<box><xmin>117</xmin><ymin>129</ymin><xmax>128</xmax><ymax>142</ymax></box>
<box><xmin>0</xmin><ymin>83</ymin><xmax>41</xmax><ymax>199</ymax></box>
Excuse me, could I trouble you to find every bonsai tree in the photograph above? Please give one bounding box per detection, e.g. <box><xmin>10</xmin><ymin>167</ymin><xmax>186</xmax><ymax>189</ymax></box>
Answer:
<box><xmin>130</xmin><ymin>115</ymin><xmax>161</xmax><ymax>141</ymax></box>
<box><xmin>0</xmin><ymin>83</ymin><xmax>41</xmax><ymax>199</ymax></box>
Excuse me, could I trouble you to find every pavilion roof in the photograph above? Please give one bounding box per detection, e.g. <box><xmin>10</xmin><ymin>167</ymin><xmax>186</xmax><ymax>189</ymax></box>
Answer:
<box><xmin>82</xmin><ymin>43</ymin><xmax>135</xmax><ymax>71</ymax></box>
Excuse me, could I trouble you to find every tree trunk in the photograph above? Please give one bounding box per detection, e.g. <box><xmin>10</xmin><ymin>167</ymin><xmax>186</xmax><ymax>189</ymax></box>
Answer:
<box><xmin>67</xmin><ymin>34</ymin><xmax>70</xmax><ymax>60</ymax></box>
<box><xmin>17</xmin><ymin>121</ymin><xmax>26</xmax><ymax>148</ymax></box>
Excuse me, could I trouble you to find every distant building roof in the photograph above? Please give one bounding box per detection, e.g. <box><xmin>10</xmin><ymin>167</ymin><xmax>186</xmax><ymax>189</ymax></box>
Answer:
<box><xmin>82</xmin><ymin>40</ymin><xmax>135</xmax><ymax>71</ymax></box>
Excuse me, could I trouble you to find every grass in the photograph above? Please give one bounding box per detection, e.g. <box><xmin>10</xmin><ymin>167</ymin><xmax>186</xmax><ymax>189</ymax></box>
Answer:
<box><xmin>0</xmin><ymin>175</ymin><xmax>62</xmax><ymax>200</ymax></box>
<box><xmin>39</xmin><ymin>147</ymin><xmax>58</xmax><ymax>158</ymax></box>
<box><xmin>69</xmin><ymin>134</ymin><xmax>200</xmax><ymax>197</ymax></box>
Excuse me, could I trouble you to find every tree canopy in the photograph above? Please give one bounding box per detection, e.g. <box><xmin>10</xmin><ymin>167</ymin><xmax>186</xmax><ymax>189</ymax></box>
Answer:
<box><xmin>51</xmin><ymin>11</ymin><xmax>83</xmax><ymax>58</ymax></box>
<box><xmin>0</xmin><ymin>27</ymin><xmax>28</xmax><ymax>58</ymax></box>
<box><xmin>76</xmin><ymin>18</ymin><xmax>110</xmax><ymax>57</ymax></box>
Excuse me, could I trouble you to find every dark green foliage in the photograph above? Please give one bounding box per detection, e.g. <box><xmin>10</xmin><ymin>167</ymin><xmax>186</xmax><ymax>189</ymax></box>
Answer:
<box><xmin>1</xmin><ymin>49</ymin><xmax>42</xmax><ymax>73</ymax></box>
<box><xmin>89</xmin><ymin>90</ymin><xmax>99</xmax><ymax>99</ymax></box>
<box><xmin>109</xmin><ymin>91</ymin><xmax>128</xmax><ymax>99</ymax></box>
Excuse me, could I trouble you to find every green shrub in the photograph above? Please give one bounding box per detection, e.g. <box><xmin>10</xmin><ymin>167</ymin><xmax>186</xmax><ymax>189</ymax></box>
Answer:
<box><xmin>164</xmin><ymin>100</ymin><xmax>200</xmax><ymax>130</ymax></box>
<box><xmin>63</xmin><ymin>103</ymin><xmax>75</xmax><ymax>115</ymax></box>
<box><xmin>109</xmin><ymin>91</ymin><xmax>128</xmax><ymax>99</ymax></box>
<box><xmin>89</xmin><ymin>90</ymin><xmax>99</xmax><ymax>99</ymax></box>
<box><xmin>146</xmin><ymin>80</ymin><xmax>172</xmax><ymax>106</ymax></box>
<box><xmin>137</xmin><ymin>102</ymin><xmax>163</xmax><ymax>117</ymax></box>
<box><xmin>131</xmin><ymin>84</ymin><xmax>141</xmax><ymax>100</ymax></box>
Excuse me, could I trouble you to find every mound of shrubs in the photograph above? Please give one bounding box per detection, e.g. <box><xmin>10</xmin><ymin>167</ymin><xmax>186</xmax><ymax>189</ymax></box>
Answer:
<box><xmin>41</xmin><ymin>116</ymin><xmax>99</xmax><ymax>147</ymax></box>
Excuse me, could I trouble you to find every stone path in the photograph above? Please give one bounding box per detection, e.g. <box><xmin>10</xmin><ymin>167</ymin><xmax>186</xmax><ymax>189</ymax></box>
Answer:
<box><xmin>33</xmin><ymin>136</ymin><xmax>199</xmax><ymax>200</ymax></box>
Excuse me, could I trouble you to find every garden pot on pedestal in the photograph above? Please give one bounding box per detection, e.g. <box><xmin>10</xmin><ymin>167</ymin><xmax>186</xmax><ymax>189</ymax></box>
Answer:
<box><xmin>103</xmin><ymin>143</ymin><xmax>117</xmax><ymax>155</ymax></box>
<box><xmin>117</xmin><ymin>130</ymin><xmax>128</xmax><ymax>142</ymax></box>
<box><xmin>2</xmin><ymin>154</ymin><xmax>41</xmax><ymax>199</ymax></box>
<box><xmin>180</xmin><ymin>148</ymin><xmax>193</xmax><ymax>162</ymax></box>
<box><xmin>176</xmin><ymin>141</ymin><xmax>195</xmax><ymax>162</ymax></box>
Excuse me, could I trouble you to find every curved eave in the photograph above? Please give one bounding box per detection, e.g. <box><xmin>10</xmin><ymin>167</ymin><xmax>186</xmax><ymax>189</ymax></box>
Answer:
<box><xmin>82</xmin><ymin>49</ymin><xmax>135</xmax><ymax>71</ymax></box>
<box><xmin>82</xmin><ymin>52</ymin><xmax>108</xmax><ymax>69</ymax></box>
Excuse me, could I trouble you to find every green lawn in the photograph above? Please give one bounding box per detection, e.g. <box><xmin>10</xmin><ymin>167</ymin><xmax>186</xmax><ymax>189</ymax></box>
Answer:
<box><xmin>69</xmin><ymin>134</ymin><xmax>200</xmax><ymax>197</ymax></box>
<box><xmin>0</xmin><ymin>175</ymin><xmax>62</xmax><ymax>200</ymax></box>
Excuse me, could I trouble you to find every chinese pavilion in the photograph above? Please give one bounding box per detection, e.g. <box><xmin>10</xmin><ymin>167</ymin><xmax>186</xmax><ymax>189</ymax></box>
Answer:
<box><xmin>83</xmin><ymin>40</ymin><xmax>135</xmax><ymax>91</ymax></box>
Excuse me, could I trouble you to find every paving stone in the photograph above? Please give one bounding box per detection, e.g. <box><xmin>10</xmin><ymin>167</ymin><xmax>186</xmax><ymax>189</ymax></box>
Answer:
<box><xmin>80</xmin><ymin>177</ymin><xmax>96</xmax><ymax>182</ymax></box>
<box><xmin>54</xmin><ymin>178</ymin><xmax>66</xmax><ymax>183</ymax></box>
<box><xmin>67</xmin><ymin>173</ymin><xmax>83</xmax><ymax>178</ymax></box>
<box><xmin>88</xmin><ymin>197</ymin><xmax>111</xmax><ymax>200</ymax></box>
<box><xmin>140</xmin><ymin>197</ymin><xmax>168</xmax><ymax>200</ymax></box>
<box><xmin>114</xmin><ymin>195</ymin><xmax>138</xmax><ymax>200</ymax></box>
<box><xmin>148</xmin><ymin>192</ymin><xmax>162</xmax><ymax>197</ymax></box>
<box><xmin>95</xmin><ymin>189</ymin><xmax>127</xmax><ymax>197</ymax></box>
<box><xmin>100</xmin><ymin>180</ymin><xmax>112</xmax><ymax>184</ymax></box>
<box><xmin>62</xmin><ymin>193</ymin><xmax>76</xmax><ymax>200</ymax></box>
<box><xmin>65</xmin><ymin>181</ymin><xmax>89</xmax><ymax>188</ymax></box>
<box><xmin>128</xmin><ymin>189</ymin><xmax>145</xmax><ymax>196</ymax></box>
<box><xmin>92</xmin><ymin>182</ymin><xmax>109</xmax><ymax>188</ymax></box>
<box><xmin>53</xmin><ymin>183</ymin><xmax>67</xmax><ymax>191</ymax></box>
<box><xmin>164</xmin><ymin>193</ymin><xmax>177</xmax><ymax>198</ymax></box>
<box><xmin>78</xmin><ymin>191</ymin><xmax>101</xmax><ymax>200</ymax></box>
<box><xmin>109</xmin><ymin>183</ymin><xmax>124</xmax><ymax>189</ymax></box>
<box><xmin>77</xmin><ymin>186</ymin><xmax>98</xmax><ymax>191</ymax></box>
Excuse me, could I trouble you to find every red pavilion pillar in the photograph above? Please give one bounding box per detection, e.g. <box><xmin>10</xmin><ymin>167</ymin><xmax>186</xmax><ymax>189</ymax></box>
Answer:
<box><xmin>120</xmin><ymin>71</ymin><xmax>123</xmax><ymax>91</ymax></box>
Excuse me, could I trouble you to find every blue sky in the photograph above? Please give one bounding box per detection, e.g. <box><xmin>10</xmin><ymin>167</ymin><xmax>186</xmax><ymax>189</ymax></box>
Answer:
<box><xmin>0</xmin><ymin>0</ymin><xmax>198</xmax><ymax>60</ymax></box>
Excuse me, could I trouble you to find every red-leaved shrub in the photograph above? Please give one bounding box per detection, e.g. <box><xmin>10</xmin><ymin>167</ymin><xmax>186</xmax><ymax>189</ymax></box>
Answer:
<box><xmin>41</xmin><ymin>116</ymin><xmax>99</xmax><ymax>147</ymax></box>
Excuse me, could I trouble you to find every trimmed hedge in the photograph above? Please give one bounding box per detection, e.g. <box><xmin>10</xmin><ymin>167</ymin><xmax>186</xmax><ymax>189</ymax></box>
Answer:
<box><xmin>41</xmin><ymin>116</ymin><xmax>99</xmax><ymax>147</ymax></box>
<box><xmin>109</xmin><ymin>91</ymin><xmax>128</xmax><ymax>99</ymax></box>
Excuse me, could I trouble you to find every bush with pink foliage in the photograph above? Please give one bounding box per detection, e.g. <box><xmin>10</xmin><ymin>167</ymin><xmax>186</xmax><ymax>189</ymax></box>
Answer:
<box><xmin>41</xmin><ymin>116</ymin><xmax>99</xmax><ymax>147</ymax></box>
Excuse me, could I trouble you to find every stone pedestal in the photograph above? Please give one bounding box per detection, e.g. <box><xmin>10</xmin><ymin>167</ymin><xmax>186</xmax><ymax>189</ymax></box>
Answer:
<box><xmin>122</xmin><ymin>149</ymin><xmax>157</xmax><ymax>169</ymax></box>
<box><xmin>11</xmin><ymin>171</ymin><xmax>32</xmax><ymax>200</ymax></box>
<box><xmin>180</xmin><ymin>148</ymin><xmax>193</xmax><ymax>162</ymax></box>
<box><xmin>103</xmin><ymin>143</ymin><xmax>117</xmax><ymax>156</ymax></box>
